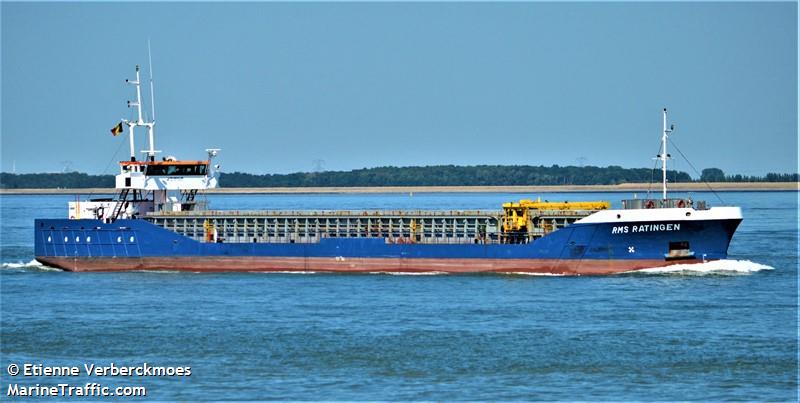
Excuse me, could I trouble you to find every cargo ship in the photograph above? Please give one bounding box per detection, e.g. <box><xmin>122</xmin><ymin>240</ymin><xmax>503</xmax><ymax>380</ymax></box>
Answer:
<box><xmin>33</xmin><ymin>66</ymin><xmax>742</xmax><ymax>274</ymax></box>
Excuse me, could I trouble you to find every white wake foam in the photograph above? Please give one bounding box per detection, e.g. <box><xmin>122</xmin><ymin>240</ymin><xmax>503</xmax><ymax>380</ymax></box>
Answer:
<box><xmin>631</xmin><ymin>259</ymin><xmax>774</xmax><ymax>275</ymax></box>
<box><xmin>1</xmin><ymin>259</ymin><xmax>62</xmax><ymax>271</ymax></box>
<box><xmin>501</xmin><ymin>272</ymin><xmax>567</xmax><ymax>277</ymax></box>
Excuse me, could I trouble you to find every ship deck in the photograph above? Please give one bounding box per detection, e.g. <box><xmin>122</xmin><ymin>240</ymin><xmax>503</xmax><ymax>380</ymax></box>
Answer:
<box><xmin>144</xmin><ymin>209</ymin><xmax>594</xmax><ymax>244</ymax></box>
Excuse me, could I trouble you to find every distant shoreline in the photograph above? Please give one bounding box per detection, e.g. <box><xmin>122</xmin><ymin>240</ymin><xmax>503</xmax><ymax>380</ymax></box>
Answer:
<box><xmin>0</xmin><ymin>182</ymin><xmax>796</xmax><ymax>195</ymax></box>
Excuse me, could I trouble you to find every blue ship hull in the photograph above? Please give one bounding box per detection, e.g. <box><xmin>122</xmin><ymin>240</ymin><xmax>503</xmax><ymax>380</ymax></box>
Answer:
<box><xmin>34</xmin><ymin>215</ymin><xmax>741</xmax><ymax>275</ymax></box>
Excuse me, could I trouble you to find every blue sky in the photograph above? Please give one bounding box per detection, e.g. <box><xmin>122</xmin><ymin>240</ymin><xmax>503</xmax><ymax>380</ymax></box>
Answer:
<box><xmin>2</xmin><ymin>2</ymin><xmax>797</xmax><ymax>176</ymax></box>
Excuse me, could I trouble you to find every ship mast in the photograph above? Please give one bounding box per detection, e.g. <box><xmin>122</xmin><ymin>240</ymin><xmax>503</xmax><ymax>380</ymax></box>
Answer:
<box><xmin>124</xmin><ymin>65</ymin><xmax>159</xmax><ymax>162</ymax></box>
<box><xmin>660</xmin><ymin>108</ymin><xmax>674</xmax><ymax>200</ymax></box>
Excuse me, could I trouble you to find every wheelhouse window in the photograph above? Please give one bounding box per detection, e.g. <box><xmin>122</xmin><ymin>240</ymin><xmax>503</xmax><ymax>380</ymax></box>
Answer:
<box><xmin>145</xmin><ymin>163</ymin><xmax>208</xmax><ymax>176</ymax></box>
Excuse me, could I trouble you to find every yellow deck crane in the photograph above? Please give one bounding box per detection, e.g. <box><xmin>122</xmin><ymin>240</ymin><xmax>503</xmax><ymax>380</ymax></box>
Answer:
<box><xmin>500</xmin><ymin>198</ymin><xmax>610</xmax><ymax>243</ymax></box>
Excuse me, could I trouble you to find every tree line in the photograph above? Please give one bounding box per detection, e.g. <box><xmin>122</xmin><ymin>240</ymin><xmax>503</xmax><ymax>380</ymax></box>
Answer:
<box><xmin>0</xmin><ymin>172</ymin><xmax>115</xmax><ymax>189</ymax></box>
<box><xmin>699</xmin><ymin>168</ymin><xmax>799</xmax><ymax>183</ymax></box>
<box><xmin>0</xmin><ymin>166</ymin><xmax>796</xmax><ymax>189</ymax></box>
<box><xmin>223</xmin><ymin>165</ymin><xmax>691</xmax><ymax>187</ymax></box>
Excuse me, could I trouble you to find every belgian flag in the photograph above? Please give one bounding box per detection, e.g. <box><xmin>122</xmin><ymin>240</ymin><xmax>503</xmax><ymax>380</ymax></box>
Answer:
<box><xmin>110</xmin><ymin>122</ymin><xmax>123</xmax><ymax>136</ymax></box>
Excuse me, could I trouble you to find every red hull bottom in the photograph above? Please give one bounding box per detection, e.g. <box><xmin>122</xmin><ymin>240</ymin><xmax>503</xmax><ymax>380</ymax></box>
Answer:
<box><xmin>36</xmin><ymin>256</ymin><xmax>707</xmax><ymax>276</ymax></box>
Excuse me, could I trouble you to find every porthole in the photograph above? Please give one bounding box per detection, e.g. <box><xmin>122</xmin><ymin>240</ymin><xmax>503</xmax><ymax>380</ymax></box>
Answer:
<box><xmin>86</xmin><ymin>236</ymin><xmax>92</xmax><ymax>243</ymax></box>
<box><xmin>47</xmin><ymin>236</ymin><xmax>52</xmax><ymax>242</ymax></box>
<box><xmin>117</xmin><ymin>236</ymin><xmax>122</xmax><ymax>243</ymax></box>
<box><xmin>129</xmin><ymin>236</ymin><xmax>135</xmax><ymax>243</ymax></box>
<box><xmin>64</xmin><ymin>236</ymin><xmax>68</xmax><ymax>242</ymax></box>
<box><xmin>75</xmin><ymin>236</ymin><xmax>80</xmax><ymax>242</ymax></box>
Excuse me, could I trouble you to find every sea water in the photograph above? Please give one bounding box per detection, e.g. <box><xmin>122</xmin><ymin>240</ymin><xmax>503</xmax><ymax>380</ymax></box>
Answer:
<box><xmin>0</xmin><ymin>191</ymin><xmax>796</xmax><ymax>400</ymax></box>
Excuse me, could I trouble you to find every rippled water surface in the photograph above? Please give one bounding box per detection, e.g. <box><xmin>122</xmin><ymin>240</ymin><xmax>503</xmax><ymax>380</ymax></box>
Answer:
<box><xmin>1</xmin><ymin>191</ymin><xmax>796</xmax><ymax>400</ymax></box>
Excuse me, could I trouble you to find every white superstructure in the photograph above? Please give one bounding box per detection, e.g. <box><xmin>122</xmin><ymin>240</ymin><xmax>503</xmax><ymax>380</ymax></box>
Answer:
<box><xmin>69</xmin><ymin>65</ymin><xmax>220</xmax><ymax>221</ymax></box>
